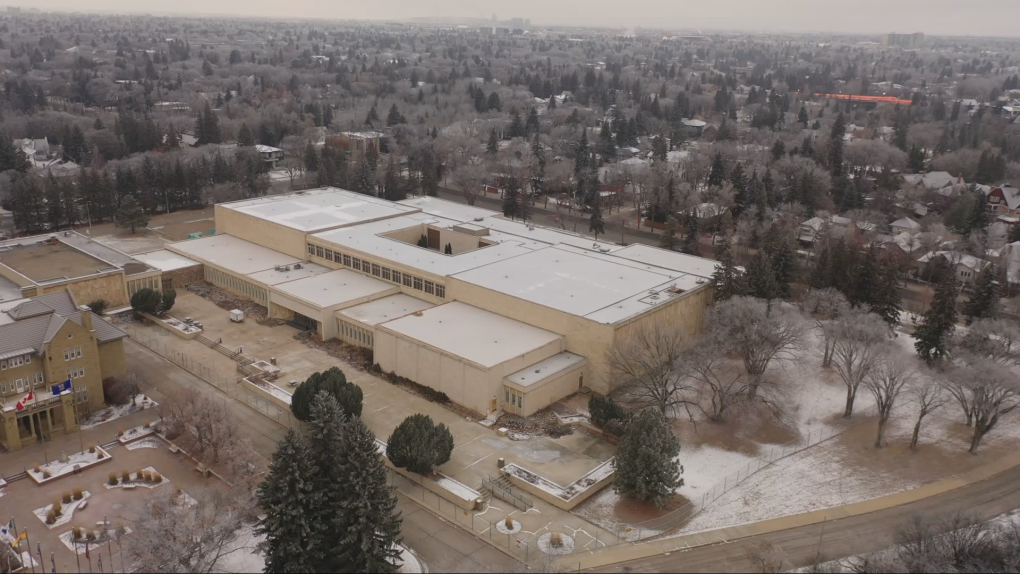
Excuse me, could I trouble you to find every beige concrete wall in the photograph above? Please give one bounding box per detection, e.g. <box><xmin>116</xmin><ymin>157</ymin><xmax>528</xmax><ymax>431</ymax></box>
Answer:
<box><xmin>162</xmin><ymin>265</ymin><xmax>204</xmax><ymax>290</ymax></box>
<box><xmin>43</xmin><ymin>319</ymin><xmax>105</xmax><ymax>411</ymax></box>
<box><xmin>39</xmin><ymin>272</ymin><xmax>130</xmax><ymax>308</ymax></box>
<box><xmin>97</xmin><ymin>338</ymin><xmax>127</xmax><ymax>379</ymax></box>
<box><xmin>215</xmin><ymin>205</ymin><xmax>310</xmax><ymax>259</ymax></box>
<box><xmin>0</xmin><ymin>263</ymin><xmax>34</xmax><ymax>288</ymax></box>
<box><xmin>508</xmin><ymin>362</ymin><xmax>588</xmax><ymax>417</ymax></box>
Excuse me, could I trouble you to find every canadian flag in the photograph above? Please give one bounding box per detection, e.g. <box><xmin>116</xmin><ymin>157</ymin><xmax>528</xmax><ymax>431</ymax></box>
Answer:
<box><xmin>15</xmin><ymin>390</ymin><xmax>34</xmax><ymax>412</ymax></box>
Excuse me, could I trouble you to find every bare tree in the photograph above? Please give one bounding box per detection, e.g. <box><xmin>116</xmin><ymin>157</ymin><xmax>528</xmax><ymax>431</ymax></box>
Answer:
<box><xmin>744</xmin><ymin>541</ymin><xmax>788</xmax><ymax>573</ymax></box>
<box><xmin>864</xmin><ymin>356</ymin><xmax>915</xmax><ymax>448</ymax></box>
<box><xmin>956</xmin><ymin>318</ymin><xmax>1020</xmax><ymax>367</ymax></box>
<box><xmin>831</xmin><ymin>310</ymin><xmax>888</xmax><ymax>417</ymax></box>
<box><xmin>159</xmin><ymin>390</ymin><xmax>260</xmax><ymax>478</ymax></box>
<box><xmin>608</xmin><ymin>321</ymin><xmax>695</xmax><ymax>419</ymax></box>
<box><xmin>944</xmin><ymin>360</ymin><xmax>1019</xmax><ymax>453</ymax></box>
<box><xmin>708</xmin><ymin>297</ymin><xmax>807</xmax><ymax>400</ymax></box>
<box><xmin>126</xmin><ymin>486</ymin><xmax>257</xmax><ymax>574</ymax></box>
<box><xmin>909</xmin><ymin>378</ymin><xmax>946</xmax><ymax>450</ymax></box>
<box><xmin>799</xmin><ymin>288</ymin><xmax>851</xmax><ymax>368</ymax></box>
<box><xmin>688</xmin><ymin>343</ymin><xmax>784</xmax><ymax>422</ymax></box>
<box><xmin>449</xmin><ymin>161</ymin><xmax>488</xmax><ymax>206</ymax></box>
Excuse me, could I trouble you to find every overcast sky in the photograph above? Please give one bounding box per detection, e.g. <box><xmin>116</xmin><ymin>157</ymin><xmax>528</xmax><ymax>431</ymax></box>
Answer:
<box><xmin>25</xmin><ymin>1</ymin><xmax>1018</xmax><ymax>38</ymax></box>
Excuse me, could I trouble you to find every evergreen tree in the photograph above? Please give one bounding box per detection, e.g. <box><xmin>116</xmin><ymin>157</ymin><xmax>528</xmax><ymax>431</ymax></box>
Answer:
<box><xmin>386</xmin><ymin>414</ymin><xmax>455</xmax><ymax>475</ymax></box>
<box><xmin>711</xmin><ymin>244</ymin><xmax>746</xmax><ymax>301</ymax></box>
<box><xmin>963</xmin><ymin>264</ymin><xmax>999</xmax><ymax>324</ymax></box>
<box><xmin>304</xmin><ymin>142</ymin><xmax>319</xmax><ymax>172</ymax></box>
<box><xmin>502</xmin><ymin>181</ymin><xmax>520</xmax><ymax>220</ymax></box>
<box><xmin>237</xmin><ymin>123</ymin><xmax>255</xmax><ymax>147</ymax></box>
<box><xmin>872</xmin><ymin>260</ymin><xmax>903</xmax><ymax>327</ymax></box>
<box><xmin>964</xmin><ymin>186</ymin><xmax>989</xmax><ymax>237</ymax></box>
<box><xmin>745</xmin><ymin>250</ymin><xmax>780</xmax><ymax>301</ymax></box>
<box><xmin>115</xmin><ymin>195</ymin><xmax>148</xmax><ymax>233</ymax></box>
<box><xmin>383</xmin><ymin>156</ymin><xmax>403</xmax><ymax>201</ymax></box>
<box><xmin>798</xmin><ymin>104</ymin><xmax>809</xmax><ymax>128</ymax></box>
<box><xmin>707</xmin><ymin>152</ymin><xmax>726</xmax><ymax>187</ymax></box>
<box><xmin>0</xmin><ymin>131</ymin><xmax>32</xmax><ymax>173</ymax></box>
<box><xmin>419</xmin><ymin>146</ymin><xmax>438</xmax><ymax>197</ymax></box>
<box><xmin>355</xmin><ymin>159</ymin><xmax>375</xmax><ymax>195</ymax></box>
<box><xmin>386</xmin><ymin>104</ymin><xmax>404</xmax><ymax>126</ymax></box>
<box><xmin>681</xmin><ymin>210</ymin><xmax>699</xmax><ymax>255</ymax></box>
<box><xmin>829</xmin><ymin>112</ymin><xmax>846</xmax><ymax>177</ymax></box>
<box><xmin>525</xmin><ymin>107</ymin><xmax>540</xmax><ymax>136</ymax></box>
<box><xmin>1009</xmin><ymin>223</ymin><xmax>1020</xmax><ymax>243</ymax></box>
<box><xmin>652</xmin><ymin>135</ymin><xmax>667</xmax><ymax>162</ymax></box>
<box><xmin>589</xmin><ymin>197</ymin><xmax>605</xmax><ymax>239</ymax></box>
<box><xmin>291</xmin><ymin>367</ymin><xmax>363</xmax><ymax>422</ymax></box>
<box><xmin>612</xmin><ymin>409</ymin><xmax>682</xmax><ymax>508</ymax></box>
<box><xmin>769</xmin><ymin>234</ymin><xmax>795</xmax><ymax>299</ymax></box>
<box><xmin>507</xmin><ymin>109</ymin><xmax>524</xmax><ymax>139</ymax></box>
<box><xmin>256</xmin><ymin>429</ymin><xmax>318</xmax><ymax>574</ymax></box>
<box><xmin>486</xmin><ymin>129</ymin><xmax>499</xmax><ymax>155</ymax></box>
<box><xmin>10</xmin><ymin>176</ymin><xmax>47</xmax><ymax>233</ymax></box>
<box><xmin>913</xmin><ymin>274</ymin><xmax>959</xmax><ymax>363</ymax></box>
<box><xmin>907</xmin><ymin>144</ymin><xmax>926</xmax><ymax>173</ymax></box>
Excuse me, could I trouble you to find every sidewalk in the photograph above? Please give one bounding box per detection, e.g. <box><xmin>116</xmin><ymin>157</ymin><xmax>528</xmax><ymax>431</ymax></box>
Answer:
<box><xmin>554</xmin><ymin>451</ymin><xmax>1020</xmax><ymax>571</ymax></box>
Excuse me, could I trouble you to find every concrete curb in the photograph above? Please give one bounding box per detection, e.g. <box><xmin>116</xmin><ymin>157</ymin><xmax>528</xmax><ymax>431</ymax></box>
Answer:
<box><xmin>555</xmin><ymin>452</ymin><xmax>1020</xmax><ymax>570</ymax></box>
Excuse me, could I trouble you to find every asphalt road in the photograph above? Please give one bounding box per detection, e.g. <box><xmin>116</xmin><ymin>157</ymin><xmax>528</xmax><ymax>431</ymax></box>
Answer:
<box><xmin>597</xmin><ymin>464</ymin><xmax>1020</xmax><ymax>573</ymax></box>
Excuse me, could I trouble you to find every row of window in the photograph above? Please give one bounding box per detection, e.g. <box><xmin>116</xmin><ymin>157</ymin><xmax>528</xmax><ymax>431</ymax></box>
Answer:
<box><xmin>0</xmin><ymin>372</ymin><xmax>45</xmax><ymax>395</ymax></box>
<box><xmin>307</xmin><ymin>243</ymin><xmax>446</xmax><ymax>299</ymax></box>
<box><xmin>505</xmin><ymin>388</ymin><xmax>525</xmax><ymax>411</ymax></box>
<box><xmin>205</xmin><ymin>267</ymin><xmax>268</xmax><ymax>304</ymax></box>
<box><xmin>337</xmin><ymin>320</ymin><xmax>374</xmax><ymax>348</ymax></box>
<box><xmin>67</xmin><ymin>367</ymin><xmax>86</xmax><ymax>380</ymax></box>
<box><xmin>1</xmin><ymin>354</ymin><xmax>32</xmax><ymax>370</ymax></box>
<box><xmin>74</xmin><ymin>386</ymin><xmax>88</xmax><ymax>405</ymax></box>
<box><xmin>64</xmin><ymin>347</ymin><xmax>83</xmax><ymax>361</ymax></box>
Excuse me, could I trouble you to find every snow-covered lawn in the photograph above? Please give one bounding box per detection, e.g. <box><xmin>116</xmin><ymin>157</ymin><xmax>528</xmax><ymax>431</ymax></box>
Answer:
<box><xmin>81</xmin><ymin>396</ymin><xmax>158</xmax><ymax>430</ymax></box>
<box><xmin>574</xmin><ymin>327</ymin><xmax>1020</xmax><ymax>539</ymax></box>
<box><xmin>33</xmin><ymin>491</ymin><xmax>91</xmax><ymax>529</ymax></box>
<box><xmin>211</xmin><ymin>526</ymin><xmax>264</xmax><ymax>574</ymax></box>
<box><xmin>29</xmin><ymin>448</ymin><xmax>111</xmax><ymax>484</ymax></box>
<box><xmin>125</xmin><ymin>437</ymin><xmax>165</xmax><ymax>451</ymax></box>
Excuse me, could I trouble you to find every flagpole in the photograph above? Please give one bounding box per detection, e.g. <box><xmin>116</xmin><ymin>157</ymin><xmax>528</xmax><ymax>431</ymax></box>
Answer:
<box><xmin>86</xmin><ymin>542</ymin><xmax>92</xmax><ymax>574</ymax></box>
<box><xmin>73</xmin><ymin>539</ymin><xmax>80</xmax><ymax>573</ymax></box>
<box><xmin>24</xmin><ymin>528</ymin><xmax>36</xmax><ymax>574</ymax></box>
<box><xmin>104</xmin><ymin>517</ymin><xmax>113</xmax><ymax>574</ymax></box>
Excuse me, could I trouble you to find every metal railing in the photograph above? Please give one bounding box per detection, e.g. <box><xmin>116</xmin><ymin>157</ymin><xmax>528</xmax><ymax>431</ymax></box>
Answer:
<box><xmin>127</xmin><ymin>331</ymin><xmax>295</xmax><ymax>429</ymax></box>
<box><xmin>484</xmin><ymin>475</ymin><xmax>533</xmax><ymax>512</ymax></box>
<box><xmin>621</xmin><ymin>406</ymin><xmax>877</xmax><ymax>541</ymax></box>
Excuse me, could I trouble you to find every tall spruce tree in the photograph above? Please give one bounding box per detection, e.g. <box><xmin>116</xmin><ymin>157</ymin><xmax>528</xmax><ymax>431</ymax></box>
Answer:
<box><xmin>872</xmin><ymin>261</ymin><xmax>903</xmax><ymax>327</ymax></box>
<box><xmin>589</xmin><ymin>197</ymin><xmax>605</xmax><ymax>239</ymax></box>
<box><xmin>237</xmin><ymin>123</ymin><xmax>255</xmax><ymax>147</ymax></box>
<box><xmin>115</xmin><ymin>195</ymin><xmax>149</xmax><ymax>233</ymax></box>
<box><xmin>745</xmin><ymin>250</ymin><xmax>780</xmax><ymax>301</ymax></box>
<box><xmin>963</xmin><ymin>264</ymin><xmax>999</xmax><ymax>324</ymax></box>
<box><xmin>711</xmin><ymin>244</ymin><xmax>746</xmax><ymax>301</ymax></box>
<box><xmin>257</xmin><ymin>429</ymin><xmax>318</xmax><ymax>574</ymax></box>
<box><xmin>612</xmin><ymin>409</ymin><xmax>682</xmax><ymax>508</ymax></box>
<box><xmin>304</xmin><ymin>142</ymin><xmax>319</xmax><ymax>172</ymax></box>
<box><xmin>913</xmin><ymin>274</ymin><xmax>959</xmax><ymax>363</ymax></box>
<box><xmin>707</xmin><ymin>152</ymin><xmax>726</xmax><ymax>187</ymax></box>
<box><xmin>486</xmin><ymin>129</ymin><xmax>499</xmax><ymax>155</ymax></box>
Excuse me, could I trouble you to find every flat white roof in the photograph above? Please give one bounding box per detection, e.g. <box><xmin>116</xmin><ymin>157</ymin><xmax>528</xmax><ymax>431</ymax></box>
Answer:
<box><xmin>397</xmin><ymin>196</ymin><xmax>499</xmax><ymax>223</ymax></box>
<box><xmin>505</xmin><ymin>352</ymin><xmax>586</xmax><ymax>389</ymax></box>
<box><xmin>168</xmin><ymin>234</ymin><xmax>301</xmax><ymax>275</ymax></box>
<box><xmin>133</xmin><ymin>250</ymin><xmax>201</xmax><ymax>272</ymax></box>
<box><xmin>452</xmin><ymin>245</ymin><xmax>705</xmax><ymax>324</ymax></box>
<box><xmin>337</xmin><ymin>293</ymin><xmax>434</xmax><ymax>326</ymax></box>
<box><xmin>379</xmin><ymin>302</ymin><xmax>562</xmax><ymax>368</ymax></box>
<box><xmin>247</xmin><ymin>262</ymin><xmax>332</xmax><ymax>286</ymax></box>
<box><xmin>609</xmin><ymin>244</ymin><xmax>719</xmax><ymax>278</ymax></box>
<box><xmin>221</xmin><ymin>187</ymin><xmax>418</xmax><ymax>232</ymax></box>
<box><xmin>313</xmin><ymin>215</ymin><xmax>536</xmax><ymax>278</ymax></box>
<box><xmin>272</xmin><ymin>269</ymin><xmax>397</xmax><ymax>308</ymax></box>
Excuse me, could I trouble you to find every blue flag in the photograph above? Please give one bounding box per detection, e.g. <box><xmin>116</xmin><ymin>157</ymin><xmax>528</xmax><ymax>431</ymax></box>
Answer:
<box><xmin>51</xmin><ymin>380</ymin><xmax>72</xmax><ymax>396</ymax></box>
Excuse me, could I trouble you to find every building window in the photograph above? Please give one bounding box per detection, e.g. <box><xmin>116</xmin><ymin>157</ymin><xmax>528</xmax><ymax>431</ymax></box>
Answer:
<box><xmin>76</xmin><ymin>347</ymin><xmax>82</xmax><ymax>359</ymax></box>
<box><xmin>25</xmin><ymin>355</ymin><xmax>30</xmax><ymax>364</ymax></box>
<box><xmin>382</xmin><ymin>268</ymin><xmax>391</xmax><ymax>281</ymax></box>
<box><xmin>371</xmin><ymin>264</ymin><xmax>381</xmax><ymax>277</ymax></box>
<box><xmin>1</xmin><ymin>360</ymin><xmax>5</xmax><ymax>370</ymax></box>
<box><xmin>15</xmin><ymin>379</ymin><xmax>24</xmax><ymax>391</ymax></box>
<box><xmin>334</xmin><ymin>251</ymin><xmax>342</xmax><ymax>264</ymax></box>
<box><xmin>413</xmin><ymin>277</ymin><xmax>423</xmax><ymax>291</ymax></box>
<box><xmin>436</xmin><ymin>285</ymin><xmax>446</xmax><ymax>299</ymax></box>
<box><xmin>325</xmin><ymin>249</ymin><xmax>333</xmax><ymax>261</ymax></box>
<box><xmin>343</xmin><ymin>254</ymin><xmax>351</xmax><ymax>267</ymax></box>
<box><xmin>352</xmin><ymin>258</ymin><xmax>361</xmax><ymax>271</ymax></box>
<box><xmin>424</xmin><ymin>281</ymin><xmax>435</xmax><ymax>295</ymax></box>
<box><xmin>391</xmin><ymin>270</ymin><xmax>401</xmax><ymax>284</ymax></box>
<box><xmin>316</xmin><ymin>245</ymin><xmax>325</xmax><ymax>258</ymax></box>
<box><xmin>403</xmin><ymin>273</ymin><xmax>413</xmax><ymax>287</ymax></box>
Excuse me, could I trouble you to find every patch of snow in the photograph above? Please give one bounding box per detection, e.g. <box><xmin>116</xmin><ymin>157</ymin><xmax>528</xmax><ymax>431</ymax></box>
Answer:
<box><xmin>505</xmin><ymin>459</ymin><xmax>614</xmax><ymax>502</ymax></box>
<box><xmin>243</xmin><ymin>378</ymin><xmax>293</xmax><ymax>405</ymax></box>
<box><xmin>28</xmin><ymin>448</ymin><xmax>111</xmax><ymax>484</ymax></box>
<box><xmin>393</xmin><ymin>543</ymin><xmax>426</xmax><ymax>573</ymax></box>
<box><xmin>103</xmin><ymin>467</ymin><xmax>169</xmax><ymax>490</ymax></box>
<box><xmin>537</xmin><ymin>532</ymin><xmax>575</xmax><ymax>555</ymax></box>
<box><xmin>211</xmin><ymin>526</ymin><xmax>264</xmax><ymax>574</ymax></box>
<box><xmin>434</xmin><ymin>474</ymin><xmax>481</xmax><ymax>502</ymax></box>
<box><xmin>81</xmin><ymin>397</ymin><xmax>158</xmax><ymax>430</ymax></box>
<box><xmin>125</xmin><ymin>438</ymin><xmax>165</xmax><ymax>451</ymax></box>
<box><xmin>58</xmin><ymin>526</ymin><xmax>131</xmax><ymax>554</ymax></box>
<box><xmin>32</xmin><ymin>491</ymin><xmax>91</xmax><ymax>529</ymax></box>
<box><xmin>118</xmin><ymin>423</ymin><xmax>157</xmax><ymax>443</ymax></box>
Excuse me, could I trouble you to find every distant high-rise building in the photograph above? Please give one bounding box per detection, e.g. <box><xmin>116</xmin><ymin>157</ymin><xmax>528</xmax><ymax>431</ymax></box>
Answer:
<box><xmin>882</xmin><ymin>32</ymin><xmax>925</xmax><ymax>48</ymax></box>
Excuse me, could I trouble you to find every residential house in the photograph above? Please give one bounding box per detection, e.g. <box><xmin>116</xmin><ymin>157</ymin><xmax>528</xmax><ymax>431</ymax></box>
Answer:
<box><xmin>328</xmin><ymin>131</ymin><xmax>383</xmax><ymax>160</ymax></box>
<box><xmin>681</xmin><ymin>118</ymin><xmax>708</xmax><ymax>138</ymax></box>
<box><xmin>916</xmin><ymin>251</ymin><xmax>989</xmax><ymax>284</ymax></box>
<box><xmin>255</xmin><ymin>145</ymin><xmax>285</xmax><ymax>169</ymax></box>
<box><xmin>986</xmin><ymin>185</ymin><xmax>1020</xmax><ymax>217</ymax></box>
<box><xmin>798</xmin><ymin>215</ymin><xmax>876</xmax><ymax>245</ymax></box>
<box><xmin>13</xmin><ymin>138</ymin><xmax>50</xmax><ymax>162</ymax></box>
<box><xmin>890</xmin><ymin>217</ymin><xmax>921</xmax><ymax>236</ymax></box>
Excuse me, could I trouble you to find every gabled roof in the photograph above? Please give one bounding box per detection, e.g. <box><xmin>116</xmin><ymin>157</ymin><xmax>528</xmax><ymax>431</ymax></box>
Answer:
<box><xmin>0</xmin><ymin>291</ymin><xmax>126</xmax><ymax>357</ymax></box>
<box><xmin>991</xmin><ymin>186</ymin><xmax>1020</xmax><ymax>210</ymax></box>
<box><xmin>891</xmin><ymin>217</ymin><xmax>921</xmax><ymax>230</ymax></box>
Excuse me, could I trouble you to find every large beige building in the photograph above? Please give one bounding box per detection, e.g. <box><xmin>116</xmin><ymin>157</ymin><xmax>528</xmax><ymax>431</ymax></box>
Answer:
<box><xmin>167</xmin><ymin>188</ymin><xmax>718</xmax><ymax>417</ymax></box>
<box><xmin>0</xmin><ymin>291</ymin><xmax>127</xmax><ymax>451</ymax></box>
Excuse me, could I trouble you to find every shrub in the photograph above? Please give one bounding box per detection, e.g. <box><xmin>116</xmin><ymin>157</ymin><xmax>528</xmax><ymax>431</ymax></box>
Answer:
<box><xmin>130</xmin><ymin>288</ymin><xmax>163</xmax><ymax>315</ymax></box>
<box><xmin>88</xmin><ymin>444</ymin><xmax>96</xmax><ymax>453</ymax></box>
<box><xmin>117</xmin><ymin>429</ymin><xmax>124</xmax><ymax>437</ymax></box>
<box><xmin>46</xmin><ymin>510</ymin><xmax>56</xmax><ymax>524</ymax></box>
<box><xmin>73</xmin><ymin>487</ymin><xmax>83</xmax><ymax>500</ymax></box>
<box><xmin>52</xmin><ymin>500</ymin><xmax>62</xmax><ymax>515</ymax></box>
<box><xmin>103</xmin><ymin>375</ymin><xmax>141</xmax><ymax>406</ymax></box>
<box><xmin>151</xmin><ymin>472</ymin><xmax>162</xmax><ymax>483</ymax></box>
<box><xmin>589</xmin><ymin>394</ymin><xmax>629</xmax><ymax>430</ymax></box>
<box><xmin>108</xmin><ymin>472</ymin><xmax>118</xmax><ymax>486</ymax></box>
<box><xmin>504</xmin><ymin>516</ymin><xmax>514</xmax><ymax>529</ymax></box>
<box><xmin>86</xmin><ymin>299</ymin><xmax>109</xmax><ymax>316</ymax></box>
<box><xmin>42</xmin><ymin>470</ymin><xmax>51</xmax><ymax>479</ymax></box>
<box><xmin>121</xmin><ymin>470</ymin><xmax>131</xmax><ymax>483</ymax></box>
<box><xmin>85</xmin><ymin>532</ymin><xmax>96</xmax><ymax>542</ymax></box>
<box><xmin>71</xmin><ymin>527</ymin><xmax>83</xmax><ymax>541</ymax></box>
<box><xmin>290</xmin><ymin>367</ymin><xmax>363</xmax><ymax>421</ymax></box>
<box><xmin>135</xmin><ymin>469</ymin><xmax>144</xmax><ymax>480</ymax></box>
<box><xmin>33</xmin><ymin>465</ymin><xmax>41</xmax><ymax>473</ymax></box>
<box><xmin>143</xmin><ymin>422</ymin><xmax>151</xmax><ymax>429</ymax></box>
<box><xmin>386</xmin><ymin>414</ymin><xmax>455</xmax><ymax>475</ymax></box>
<box><xmin>550</xmin><ymin>533</ymin><xmax>563</xmax><ymax>548</ymax></box>
<box><xmin>62</xmin><ymin>492</ymin><xmax>72</xmax><ymax>504</ymax></box>
<box><xmin>161</xmin><ymin>288</ymin><xmax>177</xmax><ymax>313</ymax></box>
<box><xmin>142</xmin><ymin>471</ymin><xmax>152</xmax><ymax>482</ymax></box>
<box><xmin>96</xmin><ymin>451</ymin><xmax>104</xmax><ymax>459</ymax></box>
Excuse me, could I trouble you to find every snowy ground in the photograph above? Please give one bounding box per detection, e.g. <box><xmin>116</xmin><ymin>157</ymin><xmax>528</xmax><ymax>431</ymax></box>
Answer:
<box><xmin>125</xmin><ymin>437</ymin><xmax>165</xmax><ymax>451</ymax></box>
<box><xmin>212</xmin><ymin>527</ymin><xmax>264</xmax><ymax>574</ymax></box>
<box><xmin>103</xmin><ymin>466</ymin><xmax>169</xmax><ymax>490</ymax></box>
<box><xmin>33</xmin><ymin>491</ymin><xmax>91</xmax><ymax>529</ymax></box>
<box><xmin>574</xmin><ymin>327</ymin><xmax>1020</xmax><ymax>539</ymax></box>
<box><xmin>81</xmin><ymin>397</ymin><xmax>158</xmax><ymax>430</ymax></box>
<box><xmin>29</xmin><ymin>448</ymin><xmax>110</xmax><ymax>484</ymax></box>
